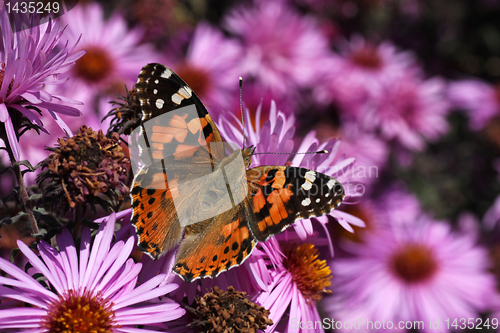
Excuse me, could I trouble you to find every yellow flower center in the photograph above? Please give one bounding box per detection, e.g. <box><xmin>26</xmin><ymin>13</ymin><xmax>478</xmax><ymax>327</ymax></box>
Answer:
<box><xmin>73</xmin><ymin>47</ymin><xmax>114</xmax><ymax>84</ymax></box>
<box><xmin>282</xmin><ymin>243</ymin><xmax>332</xmax><ymax>302</ymax></box>
<box><xmin>390</xmin><ymin>243</ymin><xmax>438</xmax><ymax>283</ymax></box>
<box><xmin>41</xmin><ymin>289</ymin><xmax>117</xmax><ymax>333</ymax></box>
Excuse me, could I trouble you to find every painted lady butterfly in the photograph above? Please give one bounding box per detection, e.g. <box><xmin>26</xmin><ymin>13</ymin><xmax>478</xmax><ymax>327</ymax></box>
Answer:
<box><xmin>130</xmin><ymin>63</ymin><xmax>345</xmax><ymax>282</ymax></box>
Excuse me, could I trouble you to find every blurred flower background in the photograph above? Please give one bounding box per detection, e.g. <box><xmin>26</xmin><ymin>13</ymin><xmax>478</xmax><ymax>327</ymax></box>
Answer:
<box><xmin>1</xmin><ymin>0</ymin><xmax>500</xmax><ymax>332</ymax></box>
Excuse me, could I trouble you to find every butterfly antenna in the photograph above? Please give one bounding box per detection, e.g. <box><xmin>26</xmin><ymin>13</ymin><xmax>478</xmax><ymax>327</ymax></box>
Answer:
<box><xmin>239</xmin><ymin>77</ymin><xmax>246</xmax><ymax>148</ymax></box>
<box><xmin>252</xmin><ymin>150</ymin><xmax>329</xmax><ymax>156</ymax></box>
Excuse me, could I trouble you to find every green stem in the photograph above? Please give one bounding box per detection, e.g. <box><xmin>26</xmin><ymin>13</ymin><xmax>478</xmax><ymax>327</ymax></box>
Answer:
<box><xmin>6</xmin><ymin>148</ymin><xmax>39</xmax><ymax>235</ymax></box>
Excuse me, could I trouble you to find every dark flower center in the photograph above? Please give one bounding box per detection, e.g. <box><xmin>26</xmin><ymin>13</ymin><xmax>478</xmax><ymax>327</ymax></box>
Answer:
<box><xmin>282</xmin><ymin>243</ymin><xmax>332</xmax><ymax>302</ymax></box>
<box><xmin>351</xmin><ymin>45</ymin><xmax>382</xmax><ymax>69</ymax></box>
<box><xmin>0</xmin><ymin>62</ymin><xmax>14</xmax><ymax>98</ymax></box>
<box><xmin>175</xmin><ymin>64</ymin><xmax>211</xmax><ymax>99</ymax></box>
<box><xmin>0</xmin><ymin>64</ymin><xmax>5</xmax><ymax>88</ymax></box>
<box><xmin>41</xmin><ymin>289</ymin><xmax>117</xmax><ymax>333</ymax></box>
<box><xmin>73</xmin><ymin>47</ymin><xmax>114</xmax><ymax>83</ymax></box>
<box><xmin>188</xmin><ymin>286</ymin><xmax>273</xmax><ymax>333</ymax></box>
<box><xmin>332</xmin><ymin>203</ymin><xmax>372</xmax><ymax>242</ymax></box>
<box><xmin>494</xmin><ymin>84</ymin><xmax>500</xmax><ymax>108</ymax></box>
<box><xmin>390</xmin><ymin>243</ymin><xmax>438</xmax><ymax>283</ymax></box>
<box><xmin>490</xmin><ymin>245</ymin><xmax>500</xmax><ymax>291</ymax></box>
<box><xmin>70</xmin><ymin>137</ymin><xmax>104</xmax><ymax>170</ymax></box>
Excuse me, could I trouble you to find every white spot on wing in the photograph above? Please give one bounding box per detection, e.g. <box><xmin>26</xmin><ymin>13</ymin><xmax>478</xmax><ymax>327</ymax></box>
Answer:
<box><xmin>301</xmin><ymin>181</ymin><xmax>312</xmax><ymax>191</ymax></box>
<box><xmin>301</xmin><ymin>198</ymin><xmax>311</xmax><ymax>206</ymax></box>
<box><xmin>155</xmin><ymin>99</ymin><xmax>164</xmax><ymax>109</ymax></box>
<box><xmin>316</xmin><ymin>198</ymin><xmax>320</xmax><ymax>203</ymax></box>
<box><xmin>160</xmin><ymin>68</ymin><xmax>173</xmax><ymax>79</ymax></box>
<box><xmin>178</xmin><ymin>86</ymin><xmax>192</xmax><ymax>98</ymax></box>
<box><xmin>153</xmin><ymin>89</ymin><xmax>158</xmax><ymax>94</ymax></box>
<box><xmin>155</xmin><ymin>79</ymin><xmax>159</xmax><ymax>84</ymax></box>
<box><xmin>305</xmin><ymin>170</ymin><xmax>316</xmax><ymax>183</ymax></box>
<box><xmin>326</xmin><ymin>179</ymin><xmax>336</xmax><ymax>190</ymax></box>
<box><xmin>183</xmin><ymin>86</ymin><xmax>193</xmax><ymax>96</ymax></box>
<box><xmin>172</xmin><ymin>93</ymin><xmax>183</xmax><ymax>105</ymax></box>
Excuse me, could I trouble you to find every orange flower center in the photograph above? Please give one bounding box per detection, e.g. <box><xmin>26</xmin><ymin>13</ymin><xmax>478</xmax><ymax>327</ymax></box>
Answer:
<box><xmin>282</xmin><ymin>243</ymin><xmax>332</xmax><ymax>302</ymax></box>
<box><xmin>390</xmin><ymin>243</ymin><xmax>438</xmax><ymax>283</ymax></box>
<box><xmin>351</xmin><ymin>45</ymin><xmax>382</xmax><ymax>69</ymax></box>
<box><xmin>73</xmin><ymin>47</ymin><xmax>114</xmax><ymax>84</ymax></box>
<box><xmin>41</xmin><ymin>289</ymin><xmax>117</xmax><ymax>333</ymax></box>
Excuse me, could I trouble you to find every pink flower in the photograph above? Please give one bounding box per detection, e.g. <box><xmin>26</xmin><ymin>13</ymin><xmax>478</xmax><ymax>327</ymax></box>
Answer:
<box><xmin>165</xmin><ymin>22</ymin><xmax>243</xmax><ymax>112</ymax></box>
<box><xmin>314</xmin><ymin>36</ymin><xmax>416</xmax><ymax>111</ymax></box>
<box><xmin>224</xmin><ymin>1</ymin><xmax>332</xmax><ymax>98</ymax></box>
<box><xmin>325</xmin><ymin>216</ymin><xmax>496</xmax><ymax>333</ymax></box>
<box><xmin>365</xmin><ymin>73</ymin><xmax>450</xmax><ymax>150</ymax></box>
<box><xmin>336</xmin><ymin>122</ymin><xmax>389</xmax><ymax>186</ymax></box>
<box><xmin>0</xmin><ymin>7</ymin><xmax>84</xmax><ymax>161</ymax></box>
<box><xmin>54</xmin><ymin>2</ymin><xmax>159</xmax><ymax>116</ymax></box>
<box><xmin>0</xmin><ymin>213</ymin><xmax>185</xmax><ymax>332</ymax></box>
<box><xmin>254</xmin><ymin>234</ymin><xmax>334</xmax><ymax>333</ymax></box>
<box><xmin>448</xmin><ymin>79</ymin><xmax>500</xmax><ymax>130</ymax></box>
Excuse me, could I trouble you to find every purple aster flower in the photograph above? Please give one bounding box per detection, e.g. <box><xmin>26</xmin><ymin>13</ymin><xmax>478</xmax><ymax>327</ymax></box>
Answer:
<box><xmin>165</xmin><ymin>22</ymin><xmax>243</xmax><ymax>112</ymax></box>
<box><xmin>336</xmin><ymin>122</ymin><xmax>388</xmax><ymax>186</ymax></box>
<box><xmin>314</xmin><ymin>36</ymin><xmax>416</xmax><ymax>111</ymax></box>
<box><xmin>224</xmin><ymin>1</ymin><xmax>331</xmax><ymax>98</ymax></box>
<box><xmin>0</xmin><ymin>213</ymin><xmax>185</xmax><ymax>332</ymax></box>
<box><xmin>370</xmin><ymin>184</ymin><xmax>422</xmax><ymax>227</ymax></box>
<box><xmin>324</xmin><ymin>216</ymin><xmax>496</xmax><ymax>333</ymax></box>
<box><xmin>331</xmin><ymin>185</ymin><xmax>421</xmax><ymax>249</ymax></box>
<box><xmin>54</xmin><ymin>2</ymin><xmax>158</xmax><ymax>116</ymax></box>
<box><xmin>365</xmin><ymin>72</ymin><xmax>450</xmax><ymax>151</ymax></box>
<box><xmin>448</xmin><ymin>79</ymin><xmax>500</xmax><ymax>130</ymax></box>
<box><xmin>0</xmin><ymin>7</ymin><xmax>84</xmax><ymax>161</ymax></box>
<box><xmin>253</xmin><ymin>233</ymin><xmax>334</xmax><ymax>333</ymax></box>
<box><xmin>216</xmin><ymin>100</ymin><xmax>365</xmax><ymax>243</ymax></box>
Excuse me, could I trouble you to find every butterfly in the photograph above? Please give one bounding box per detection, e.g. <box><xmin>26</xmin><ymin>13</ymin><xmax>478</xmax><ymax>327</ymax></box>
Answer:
<box><xmin>130</xmin><ymin>63</ymin><xmax>345</xmax><ymax>282</ymax></box>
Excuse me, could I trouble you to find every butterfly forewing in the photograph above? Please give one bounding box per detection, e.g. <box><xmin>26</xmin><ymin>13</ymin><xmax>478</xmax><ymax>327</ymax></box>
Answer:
<box><xmin>246</xmin><ymin>166</ymin><xmax>345</xmax><ymax>241</ymax></box>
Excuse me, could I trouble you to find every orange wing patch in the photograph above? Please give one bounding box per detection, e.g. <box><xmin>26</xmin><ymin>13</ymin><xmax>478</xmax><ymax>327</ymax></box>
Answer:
<box><xmin>131</xmin><ymin>166</ymin><xmax>183</xmax><ymax>259</ymax></box>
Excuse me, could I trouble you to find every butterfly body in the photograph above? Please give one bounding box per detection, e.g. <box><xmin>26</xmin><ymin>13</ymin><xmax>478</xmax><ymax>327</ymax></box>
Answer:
<box><xmin>130</xmin><ymin>63</ymin><xmax>345</xmax><ymax>282</ymax></box>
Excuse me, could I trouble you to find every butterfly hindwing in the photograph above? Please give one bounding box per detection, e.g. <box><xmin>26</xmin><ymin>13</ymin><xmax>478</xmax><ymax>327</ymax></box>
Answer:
<box><xmin>173</xmin><ymin>205</ymin><xmax>257</xmax><ymax>282</ymax></box>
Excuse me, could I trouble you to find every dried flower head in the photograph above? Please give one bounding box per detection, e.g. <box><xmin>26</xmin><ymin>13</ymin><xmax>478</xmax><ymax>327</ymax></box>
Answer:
<box><xmin>105</xmin><ymin>87</ymin><xmax>142</xmax><ymax>136</ymax></box>
<box><xmin>188</xmin><ymin>286</ymin><xmax>273</xmax><ymax>333</ymax></box>
<box><xmin>38</xmin><ymin>126</ymin><xmax>129</xmax><ymax>211</ymax></box>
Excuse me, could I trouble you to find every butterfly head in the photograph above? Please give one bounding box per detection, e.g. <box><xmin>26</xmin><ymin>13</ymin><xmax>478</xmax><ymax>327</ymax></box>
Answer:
<box><xmin>241</xmin><ymin>145</ymin><xmax>256</xmax><ymax>168</ymax></box>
